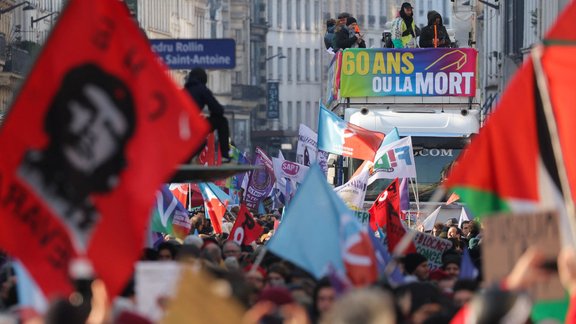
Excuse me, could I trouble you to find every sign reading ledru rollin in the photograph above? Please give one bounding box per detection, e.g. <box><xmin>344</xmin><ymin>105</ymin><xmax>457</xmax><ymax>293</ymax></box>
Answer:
<box><xmin>151</xmin><ymin>39</ymin><xmax>236</xmax><ymax>70</ymax></box>
<box><xmin>339</xmin><ymin>48</ymin><xmax>477</xmax><ymax>97</ymax></box>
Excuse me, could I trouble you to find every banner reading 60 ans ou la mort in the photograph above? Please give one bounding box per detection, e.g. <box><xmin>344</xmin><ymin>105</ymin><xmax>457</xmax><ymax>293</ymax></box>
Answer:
<box><xmin>339</xmin><ymin>48</ymin><xmax>477</xmax><ymax>97</ymax></box>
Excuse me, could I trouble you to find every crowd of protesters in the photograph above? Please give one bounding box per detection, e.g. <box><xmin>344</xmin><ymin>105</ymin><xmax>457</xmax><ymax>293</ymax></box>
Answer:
<box><xmin>2</xmin><ymin>203</ymin><xmax>576</xmax><ymax>324</ymax></box>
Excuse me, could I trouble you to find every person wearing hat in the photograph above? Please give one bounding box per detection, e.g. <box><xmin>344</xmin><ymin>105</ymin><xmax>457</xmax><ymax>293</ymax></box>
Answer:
<box><xmin>403</xmin><ymin>252</ymin><xmax>430</xmax><ymax>282</ymax></box>
<box><xmin>391</xmin><ymin>2</ymin><xmax>420</xmax><ymax>48</ymax></box>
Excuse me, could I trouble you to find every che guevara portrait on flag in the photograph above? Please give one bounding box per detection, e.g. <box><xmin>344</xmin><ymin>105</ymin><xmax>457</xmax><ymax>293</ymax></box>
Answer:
<box><xmin>18</xmin><ymin>64</ymin><xmax>136</xmax><ymax>250</ymax></box>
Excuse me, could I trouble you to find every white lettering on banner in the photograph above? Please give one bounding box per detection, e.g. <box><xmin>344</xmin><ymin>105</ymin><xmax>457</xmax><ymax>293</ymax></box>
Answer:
<box><xmin>414</xmin><ymin>149</ymin><xmax>454</xmax><ymax>157</ymax></box>
<box><xmin>372</xmin><ymin>72</ymin><xmax>474</xmax><ymax>95</ymax></box>
<box><xmin>298</xmin><ymin>135</ymin><xmax>317</xmax><ymax>146</ymax></box>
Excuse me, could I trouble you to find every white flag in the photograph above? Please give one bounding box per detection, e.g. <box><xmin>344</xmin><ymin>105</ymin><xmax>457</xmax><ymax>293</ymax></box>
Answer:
<box><xmin>368</xmin><ymin>137</ymin><xmax>417</xmax><ymax>184</ymax></box>
<box><xmin>421</xmin><ymin>206</ymin><xmax>441</xmax><ymax>232</ymax></box>
<box><xmin>296</xmin><ymin>124</ymin><xmax>319</xmax><ymax>166</ymax></box>
<box><xmin>458</xmin><ymin>207</ymin><xmax>470</xmax><ymax>228</ymax></box>
<box><xmin>334</xmin><ymin>161</ymin><xmax>370</xmax><ymax>211</ymax></box>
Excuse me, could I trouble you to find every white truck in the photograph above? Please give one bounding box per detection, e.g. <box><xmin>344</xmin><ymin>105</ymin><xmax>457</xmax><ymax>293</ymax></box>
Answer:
<box><xmin>325</xmin><ymin>47</ymin><xmax>480</xmax><ymax>223</ymax></box>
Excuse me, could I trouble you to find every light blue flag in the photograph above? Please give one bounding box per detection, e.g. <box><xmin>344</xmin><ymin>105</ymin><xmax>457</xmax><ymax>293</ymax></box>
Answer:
<box><xmin>267</xmin><ymin>164</ymin><xmax>348</xmax><ymax>278</ymax></box>
<box><xmin>14</xmin><ymin>261</ymin><xmax>48</xmax><ymax>314</ymax></box>
<box><xmin>382</xmin><ymin>127</ymin><xmax>400</xmax><ymax>146</ymax></box>
<box><xmin>318</xmin><ymin>104</ymin><xmax>346</xmax><ymax>155</ymax></box>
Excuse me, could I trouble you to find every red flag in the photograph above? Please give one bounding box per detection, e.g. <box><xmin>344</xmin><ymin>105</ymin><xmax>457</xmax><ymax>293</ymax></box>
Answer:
<box><xmin>446</xmin><ymin>192</ymin><xmax>460</xmax><ymax>205</ymax></box>
<box><xmin>228</xmin><ymin>205</ymin><xmax>263</xmax><ymax>245</ymax></box>
<box><xmin>342</xmin><ymin>225</ymin><xmax>379</xmax><ymax>286</ymax></box>
<box><xmin>0</xmin><ymin>0</ymin><xmax>210</xmax><ymax>299</ymax></box>
<box><xmin>169</xmin><ymin>183</ymin><xmax>189</xmax><ymax>208</ymax></box>
<box><xmin>368</xmin><ymin>179</ymin><xmax>416</xmax><ymax>253</ymax></box>
<box><xmin>198</xmin><ymin>132</ymin><xmax>222</xmax><ymax>166</ymax></box>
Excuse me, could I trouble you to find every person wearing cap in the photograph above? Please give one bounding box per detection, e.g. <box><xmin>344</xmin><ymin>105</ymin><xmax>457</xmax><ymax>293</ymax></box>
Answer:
<box><xmin>391</xmin><ymin>2</ymin><xmax>419</xmax><ymax>48</ymax></box>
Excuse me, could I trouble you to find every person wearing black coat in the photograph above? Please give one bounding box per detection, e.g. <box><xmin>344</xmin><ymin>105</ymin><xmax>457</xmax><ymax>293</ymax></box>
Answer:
<box><xmin>419</xmin><ymin>11</ymin><xmax>451</xmax><ymax>48</ymax></box>
<box><xmin>184</xmin><ymin>68</ymin><xmax>231</xmax><ymax>160</ymax></box>
<box><xmin>333</xmin><ymin>17</ymin><xmax>365</xmax><ymax>51</ymax></box>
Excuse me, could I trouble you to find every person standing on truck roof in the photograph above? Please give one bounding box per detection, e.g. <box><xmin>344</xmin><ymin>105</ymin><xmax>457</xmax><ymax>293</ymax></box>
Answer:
<box><xmin>324</xmin><ymin>18</ymin><xmax>336</xmax><ymax>50</ymax></box>
<box><xmin>334</xmin><ymin>17</ymin><xmax>366</xmax><ymax>51</ymax></box>
<box><xmin>419</xmin><ymin>11</ymin><xmax>451</xmax><ymax>48</ymax></box>
<box><xmin>391</xmin><ymin>2</ymin><xmax>419</xmax><ymax>49</ymax></box>
<box><xmin>331</xmin><ymin>12</ymin><xmax>350</xmax><ymax>51</ymax></box>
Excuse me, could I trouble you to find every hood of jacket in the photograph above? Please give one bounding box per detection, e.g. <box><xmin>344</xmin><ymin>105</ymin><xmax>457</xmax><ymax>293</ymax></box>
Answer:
<box><xmin>427</xmin><ymin>11</ymin><xmax>443</xmax><ymax>26</ymax></box>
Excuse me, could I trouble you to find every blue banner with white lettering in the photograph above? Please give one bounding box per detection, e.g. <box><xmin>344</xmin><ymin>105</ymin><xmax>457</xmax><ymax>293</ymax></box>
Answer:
<box><xmin>150</xmin><ymin>39</ymin><xmax>236</xmax><ymax>70</ymax></box>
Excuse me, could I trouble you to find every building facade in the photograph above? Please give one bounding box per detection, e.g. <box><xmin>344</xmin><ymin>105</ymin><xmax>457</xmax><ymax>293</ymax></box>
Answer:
<box><xmin>475</xmin><ymin>0</ymin><xmax>570</xmax><ymax>116</ymax></box>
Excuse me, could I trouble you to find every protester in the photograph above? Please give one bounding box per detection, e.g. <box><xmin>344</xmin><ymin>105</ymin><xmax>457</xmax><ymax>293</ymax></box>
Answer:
<box><xmin>419</xmin><ymin>10</ymin><xmax>451</xmax><ymax>48</ymax></box>
<box><xmin>321</xmin><ymin>288</ymin><xmax>395</xmax><ymax>324</ymax></box>
<box><xmin>333</xmin><ymin>17</ymin><xmax>365</xmax><ymax>51</ymax></box>
<box><xmin>391</xmin><ymin>2</ymin><xmax>419</xmax><ymax>48</ymax></box>
<box><xmin>184</xmin><ymin>67</ymin><xmax>231</xmax><ymax>161</ymax></box>
<box><xmin>324</xmin><ymin>19</ymin><xmax>336</xmax><ymax>50</ymax></box>
<box><xmin>403</xmin><ymin>253</ymin><xmax>430</xmax><ymax>282</ymax></box>
<box><xmin>309</xmin><ymin>278</ymin><xmax>335</xmax><ymax>323</ymax></box>
<box><xmin>157</xmin><ymin>242</ymin><xmax>178</xmax><ymax>261</ymax></box>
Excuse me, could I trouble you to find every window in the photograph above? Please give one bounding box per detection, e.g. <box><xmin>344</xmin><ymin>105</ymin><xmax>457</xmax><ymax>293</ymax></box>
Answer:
<box><xmin>267</xmin><ymin>0</ymin><xmax>273</xmax><ymax>25</ymax></box>
<box><xmin>314</xmin><ymin>104</ymin><xmax>320</xmax><ymax>127</ymax></box>
<box><xmin>314</xmin><ymin>49</ymin><xmax>319</xmax><ymax>82</ymax></box>
<box><xmin>296</xmin><ymin>101</ymin><xmax>302</xmax><ymax>127</ymax></box>
<box><xmin>296</xmin><ymin>0</ymin><xmax>301</xmax><ymax>28</ymax></box>
<box><xmin>287</xmin><ymin>48</ymin><xmax>293</xmax><ymax>81</ymax></box>
<box><xmin>287</xmin><ymin>0</ymin><xmax>292</xmax><ymax>29</ymax></box>
<box><xmin>277</xmin><ymin>47</ymin><xmax>283</xmax><ymax>81</ymax></box>
<box><xmin>314</xmin><ymin>0</ymin><xmax>319</xmax><ymax>30</ymax></box>
<box><xmin>268</xmin><ymin>46</ymin><xmax>273</xmax><ymax>79</ymax></box>
<box><xmin>277</xmin><ymin>0</ymin><xmax>283</xmax><ymax>28</ymax></box>
<box><xmin>305</xmin><ymin>49</ymin><xmax>310</xmax><ymax>81</ymax></box>
<box><xmin>296</xmin><ymin>48</ymin><xmax>301</xmax><ymax>81</ymax></box>
<box><xmin>305</xmin><ymin>1</ymin><xmax>310</xmax><ymax>30</ymax></box>
<box><xmin>287</xmin><ymin>101</ymin><xmax>294</xmax><ymax>130</ymax></box>
<box><xmin>305</xmin><ymin>102</ymin><xmax>311</xmax><ymax>126</ymax></box>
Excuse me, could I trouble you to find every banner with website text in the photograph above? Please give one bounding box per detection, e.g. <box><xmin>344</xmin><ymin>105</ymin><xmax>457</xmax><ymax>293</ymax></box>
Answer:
<box><xmin>340</xmin><ymin>48</ymin><xmax>477</xmax><ymax>97</ymax></box>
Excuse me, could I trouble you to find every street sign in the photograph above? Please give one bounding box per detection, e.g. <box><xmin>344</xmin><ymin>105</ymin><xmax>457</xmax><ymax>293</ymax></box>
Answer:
<box><xmin>150</xmin><ymin>39</ymin><xmax>236</xmax><ymax>70</ymax></box>
<box><xmin>267</xmin><ymin>81</ymin><xmax>279</xmax><ymax>119</ymax></box>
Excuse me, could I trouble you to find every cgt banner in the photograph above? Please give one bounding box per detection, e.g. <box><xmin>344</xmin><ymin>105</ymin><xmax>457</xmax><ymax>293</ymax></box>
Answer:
<box><xmin>340</xmin><ymin>48</ymin><xmax>477</xmax><ymax>97</ymax></box>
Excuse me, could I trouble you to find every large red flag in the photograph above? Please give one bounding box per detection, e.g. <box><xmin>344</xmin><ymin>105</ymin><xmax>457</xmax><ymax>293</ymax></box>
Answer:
<box><xmin>228</xmin><ymin>204</ymin><xmax>263</xmax><ymax>246</ymax></box>
<box><xmin>368</xmin><ymin>179</ymin><xmax>416</xmax><ymax>254</ymax></box>
<box><xmin>0</xmin><ymin>0</ymin><xmax>210</xmax><ymax>299</ymax></box>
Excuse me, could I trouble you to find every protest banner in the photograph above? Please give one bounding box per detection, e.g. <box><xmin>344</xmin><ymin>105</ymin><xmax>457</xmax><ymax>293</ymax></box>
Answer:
<box><xmin>482</xmin><ymin>211</ymin><xmax>563</xmax><ymax>300</ymax></box>
<box><xmin>413</xmin><ymin>232</ymin><xmax>452</xmax><ymax>270</ymax></box>
<box><xmin>340</xmin><ymin>48</ymin><xmax>477</xmax><ymax>97</ymax></box>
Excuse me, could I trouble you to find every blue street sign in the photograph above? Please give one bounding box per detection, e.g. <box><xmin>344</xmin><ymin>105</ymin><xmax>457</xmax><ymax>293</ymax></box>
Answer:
<box><xmin>267</xmin><ymin>82</ymin><xmax>279</xmax><ymax>119</ymax></box>
<box><xmin>150</xmin><ymin>39</ymin><xmax>236</xmax><ymax>70</ymax></box>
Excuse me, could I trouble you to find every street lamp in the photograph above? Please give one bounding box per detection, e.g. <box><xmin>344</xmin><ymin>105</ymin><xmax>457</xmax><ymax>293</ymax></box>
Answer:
<box><xmin>30</xmin><ymin>12</ymin><xmax>59</xmax><ymax>28</ymax></box>
<box><xmin>0</xmin><ymin>1</ymin><xmax>34</xmax><ymax>16</ymax></box>
<box><xmin>265</xmin><ymin>53</ymin><xmax>286</xmax><ymax>61</ymax></box>
<box><xmin>478</xmin><ymin>0</ymin><xmax>499</xmax><ymax>10</ymax></box>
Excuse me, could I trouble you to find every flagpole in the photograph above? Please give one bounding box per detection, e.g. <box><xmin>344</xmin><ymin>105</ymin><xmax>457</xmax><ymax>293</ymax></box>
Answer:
<box><xmin>531</xmin><ymin>45</ymin><xmax>576</xmax><ymax>247</ymax></box>
<box><xmin>409</xmin><ymin>178</ymin><xmax>420</xmax><ymax>226</ymax></box>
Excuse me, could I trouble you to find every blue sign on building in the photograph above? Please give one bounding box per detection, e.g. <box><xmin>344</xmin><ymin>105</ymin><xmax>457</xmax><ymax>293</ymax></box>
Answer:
<box><xmin>267</xmin><ymin>82</ymin><xmax>280</xmax><ymax>119</ymax></box>
<box><xmin>150</xmin><ymin>39</ymin><xmax>236</xmax><ymax>70</ymax></box>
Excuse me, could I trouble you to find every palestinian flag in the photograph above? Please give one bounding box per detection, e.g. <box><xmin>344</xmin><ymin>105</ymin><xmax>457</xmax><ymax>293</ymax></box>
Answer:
<box><xmin>444</xmin><ymin>2</ymin><xmax>576</xmax><ymax>321</ymax></box>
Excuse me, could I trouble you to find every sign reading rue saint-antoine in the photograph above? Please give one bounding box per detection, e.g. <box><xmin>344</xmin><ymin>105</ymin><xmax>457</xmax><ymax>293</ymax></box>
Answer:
<box><xmin>150</xmin><ymin>39</ymin><xmax>236</xmax><ymax>70</ymax></box>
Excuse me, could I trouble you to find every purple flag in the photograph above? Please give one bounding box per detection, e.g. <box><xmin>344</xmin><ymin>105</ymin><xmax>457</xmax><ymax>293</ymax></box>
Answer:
<box><xmin>400</xmin><ymin>178</ymin><xmax>410</xmax><ymax>211</ymax></box>
<box><xmin>244</xmin><ymin>147</ymin><xmax>275</xmax><ymax>210</ymax></box>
